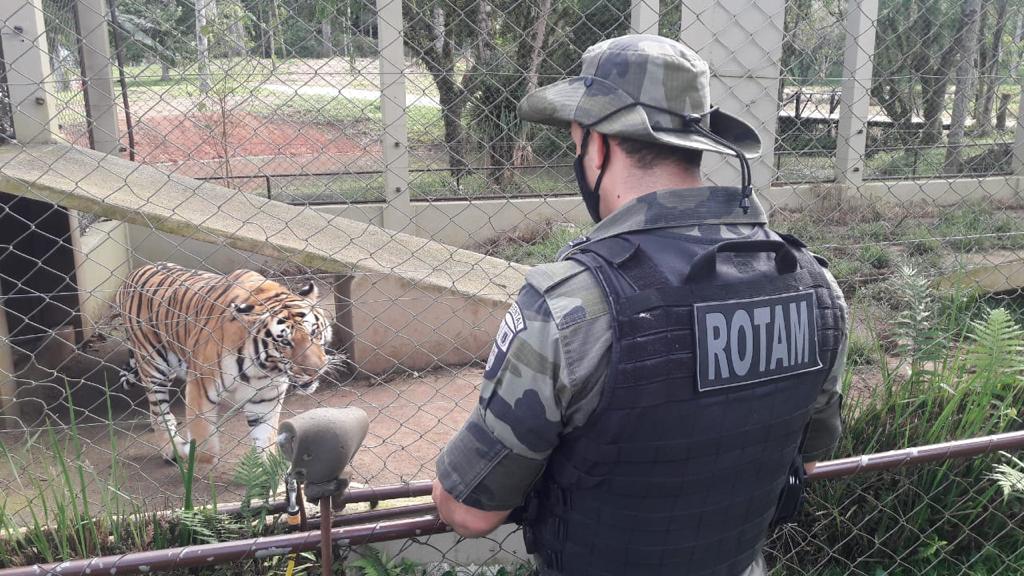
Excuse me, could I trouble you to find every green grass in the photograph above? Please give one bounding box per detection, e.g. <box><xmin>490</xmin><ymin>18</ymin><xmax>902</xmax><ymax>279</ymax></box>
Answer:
<box><xmin>247</xmin><ymin>88</ymin><xmax>445</xmax><ymax>146</ymax></box>
<box><xmin>481</xmin><ymin>222</ymin><xmax>587</xmax><ymax>266</ymax></box>
<box><xmin>266</xmin><ymin>167</ymin><xmax>573</xmax><ymax>203</ymax></box>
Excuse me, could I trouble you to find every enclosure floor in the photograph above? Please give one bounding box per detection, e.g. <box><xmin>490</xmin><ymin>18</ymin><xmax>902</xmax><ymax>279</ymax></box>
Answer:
<box><xmin>0</xmin><ymin>367</ymin><xmax>483</xmax><ymax>525</ymax></box>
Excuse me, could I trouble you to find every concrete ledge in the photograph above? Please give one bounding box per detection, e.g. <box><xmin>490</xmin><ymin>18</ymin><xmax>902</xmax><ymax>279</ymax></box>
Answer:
<box><xmin>315</xmin><ymin>176</ymin><xmax>1023</xmax><ymax>247</ymax></box>
<box><xmin>936</xmin><ymin>250</ymin><xmax>1024</xmax><ymax>293</ymax></box>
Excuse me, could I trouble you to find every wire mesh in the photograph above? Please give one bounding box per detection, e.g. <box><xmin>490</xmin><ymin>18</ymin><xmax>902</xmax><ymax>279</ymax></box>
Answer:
<box><xmin>1</xmin><ymin>0</ymin><xmax>1024</xmax><ymax>572</ymax></box>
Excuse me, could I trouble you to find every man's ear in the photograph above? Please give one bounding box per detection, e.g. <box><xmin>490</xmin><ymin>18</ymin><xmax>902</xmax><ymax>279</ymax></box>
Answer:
<box><xmin>591</xmin><ymin>131</ymin><xmax>609</xmax><ymax>171</ymax></box>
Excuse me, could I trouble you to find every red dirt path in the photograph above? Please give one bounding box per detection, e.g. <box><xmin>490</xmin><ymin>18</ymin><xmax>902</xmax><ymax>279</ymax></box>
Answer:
<box><xmin>62</xmin><ymin>112</ymin><xmax>381</xmax><ymax>177</ymax></box>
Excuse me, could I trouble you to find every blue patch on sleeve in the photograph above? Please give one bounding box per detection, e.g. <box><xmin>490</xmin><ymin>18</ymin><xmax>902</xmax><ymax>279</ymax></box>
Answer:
<box><xmin>484</xmin><ymin>302</ymin><xmax>527</xmax><ymax>380</ymax></box>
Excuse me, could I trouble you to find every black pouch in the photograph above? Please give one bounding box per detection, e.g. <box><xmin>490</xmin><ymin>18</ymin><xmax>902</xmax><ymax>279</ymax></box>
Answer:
<box><xmin>770</xmin><ymin>453</ymin><xmax>807</xmax><ymax>529</ymax></box>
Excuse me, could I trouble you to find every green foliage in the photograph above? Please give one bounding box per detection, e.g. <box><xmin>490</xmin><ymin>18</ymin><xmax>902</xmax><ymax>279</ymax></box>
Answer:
<box><xmin>845</xmin><ymin>331</ymin><xmax>881</xmax><ymax>367</ymax></box>
<box><xmin>988</xmin><ymin>452</ymin><xmax>1024</xmax><ymax>501</ymax></box>
<box><xmin>857</xmin><ymin>244</ymin><xmax>891</xmax><ymax>270</ymax></box>
<box><xmin>772</xmin><ymin>266</ymin><xmax>1024</xmax><ymax>573</ymax></box>
<box><xmin>481</xmin><ymin>221</ymin><xmax>587</xmax><ymax>265</ymax></box>
<box><xmin>349</xmin><ymin>546</ymin><xmax>422</xmax><ymax>576</ymax></box>
<box><xmin>891</xmin><ymin>264</ymin><xmax>944</xmax><ymax>376</ymax></box>
<box><xmin>933</xmin><ymin>201</ymin><xmax>1024</xmax><ymax>252</ymax></box>
<box><xmin>235</xmin><ymin>447</ymin><xmax>291</xmax><ymax>512</ymax></box>
<box><xmin>903</xmin><ymin>225</ymin><xmax>942</xmax><ymax>256</ymax></box>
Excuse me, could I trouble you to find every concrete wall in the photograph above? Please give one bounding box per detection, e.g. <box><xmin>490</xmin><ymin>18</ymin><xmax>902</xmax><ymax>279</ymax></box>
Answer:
<box><xmin>315</xmin><ymin>195</ymin><xmax>594</xmax><ymax>248</ymax></box>
<box><xmin>350</xmin><ymin>272</ymin><xmax>506</xmax><ymax>375</ymax></box>
<box><xmin>369</xmin><ymin>524</ymin><xmax>530</xmax><ymax>570</ymax></box>
<box><xmin>318</xmin><ymin>176</ymin><xmax>1024</xmax><ymax>247</ymax></box>
<box><xmin>75</xmin><ymin>220</ymin><xmax>132</xmax><ymax>336</ymax></box>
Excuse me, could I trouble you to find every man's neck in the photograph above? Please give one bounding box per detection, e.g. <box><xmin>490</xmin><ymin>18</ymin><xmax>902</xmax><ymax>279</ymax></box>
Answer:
<box><xmin>602</xmin><ymin>165</ymin><xmax>704</xmax><ymax>215</ymax></box>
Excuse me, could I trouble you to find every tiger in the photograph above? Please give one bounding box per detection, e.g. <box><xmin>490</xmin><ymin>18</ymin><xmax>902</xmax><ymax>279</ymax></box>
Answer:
<box><xmin>114</xmin><ymin>262</ymin><xmax>339</xmax><ymax>465</ymax></box>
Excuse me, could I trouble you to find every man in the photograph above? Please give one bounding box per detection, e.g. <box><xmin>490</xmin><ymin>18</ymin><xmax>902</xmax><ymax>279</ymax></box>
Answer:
<box><xmin>431</xmin><ymin>34</ymin><xmax>848</xmax><ymax>576</ymax></box>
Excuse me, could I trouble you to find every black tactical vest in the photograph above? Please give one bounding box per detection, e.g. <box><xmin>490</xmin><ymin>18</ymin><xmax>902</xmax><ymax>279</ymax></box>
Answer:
<box><xmin>519</xmin><ymin>226</ymin><xmax>845</xmax><ymax>576</ymax></box>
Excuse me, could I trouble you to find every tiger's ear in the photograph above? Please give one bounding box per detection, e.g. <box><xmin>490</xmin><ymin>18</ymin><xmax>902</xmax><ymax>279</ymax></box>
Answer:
<box><xmin>231</xmin><ymin>302</ymin><xmax>255</xmax><ymax>319</ymax></box>
<box><xmin>297</xmin><ymin>282</ymin><xmax>318</xmax><ymax>300</ymax></box>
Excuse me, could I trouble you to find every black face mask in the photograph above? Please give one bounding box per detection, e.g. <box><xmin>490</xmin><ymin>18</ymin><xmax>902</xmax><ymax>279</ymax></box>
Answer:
<box><xmin>574</xmin><ymin>129</ymin><xmax>609</xmax><ymax>224</ymax></box>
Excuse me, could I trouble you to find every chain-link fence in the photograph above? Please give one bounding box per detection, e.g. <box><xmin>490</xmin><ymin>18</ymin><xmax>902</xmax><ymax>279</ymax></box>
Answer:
<box><xmin>2</xmin><ymin>0</ymin><xmax>1024</xmax><ymax>572</ymax></box>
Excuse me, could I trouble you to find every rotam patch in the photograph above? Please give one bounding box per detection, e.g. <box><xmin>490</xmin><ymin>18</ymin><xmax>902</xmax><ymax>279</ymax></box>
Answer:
<box><xmin>693</xmin><ymin>290</ymin><xmax>822</xmax><ymax>391</ymax></box>
<box><xmin>484</xmin><ymin>302</ymin><xmax>527</xmax><ymax>379</ymax></box>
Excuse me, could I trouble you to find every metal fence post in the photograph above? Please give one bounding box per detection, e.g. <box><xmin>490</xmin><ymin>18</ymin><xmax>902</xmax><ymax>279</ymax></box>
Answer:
<box><xmin>375</xmin><ymin>0</ymin><xmax>413</xmax><ymax>234</ymax></box>
<box><xmin>0</xmin><ymin>0</ymin><xmax>61</xmax><ymax>144</ymax></box>
<box><xmin>71</xmin><ymin>0</ymin><xmax>131</xmax><ymax>344</ymax></box>
<box><xmin>681</xmin><ymin>0</ymin><xmax>785</xmax><ymax>196</ymax></box>
<box><xmin>631</xmin><ymin>0</ymin><xmax>660</xmax><ymax>35</ymax></box>
<box><xmin>74</xmin><ymin>0</ymin><xmax>120</xmax><ymax>156</ymax></box>
<box><xmin>1014</xmin><ymin>73</ymin><xmax>1024</xmax><ymax>181</ymax></box>
<box><xmin>0</xmin><ymin>283</ymin><xmax>19</xmax><ymax>429</ymax></box>
<box><xmin>835</xmin><ymin>0</ymin><xmax>878</xmax><ymax>187</ymax></box>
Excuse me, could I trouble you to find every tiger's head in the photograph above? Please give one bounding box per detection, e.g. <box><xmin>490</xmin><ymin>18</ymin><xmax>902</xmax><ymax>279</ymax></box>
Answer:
<box><xmin>231</xmin><ymin>279</ymin><xmax>339</xmax><ymax>394</ymax></box>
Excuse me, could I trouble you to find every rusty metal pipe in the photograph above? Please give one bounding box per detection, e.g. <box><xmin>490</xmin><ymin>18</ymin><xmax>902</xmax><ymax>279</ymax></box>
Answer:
<box><xmin>320</xmin><ymin>497</ymin><xmax>333</xmax><ymax>576</ymax></box>
<box><xmin>805</xmin><ymin>428</ymin><xmax>1024</xmax><ymax>480</ymax></box>
<box><xmin>317</xmin><ymin>502</ymin><xmax>438</xmax><ymax>529</ymax></box>
<box><xmin>0</xmin><ymin>515</ymin><xmax>450</xmax><ymax>576</ymax></box>
<box><xmin>5</xmin><ymin>430</ymin><xmax>1024</xmax><ymax>576</ymax></box>
<box><xmin>341</xmin><ymin>481</ymin><xmax>433</xmax><ymax>504</ymax></box>
<box><xmin>191</xmin><ymin>481</ymin><xmax>435</xmax><ymax>518</ymax></box>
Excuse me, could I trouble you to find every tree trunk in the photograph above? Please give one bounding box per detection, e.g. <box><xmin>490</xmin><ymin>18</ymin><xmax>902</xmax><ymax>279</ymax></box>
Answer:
<box><xmin>972</xmin><ymin>0</ymin><xmax>992</xmax><ymax>122</ymax></box>
<box><xmin>919</xmin><ymin>42</ymin><xmax>957</xmax><ymax>145</ymax></box>
<box><xmin>512</xmin><ymin>0</ymin><xmax>554</xmax><ymax>168</ymax></box>
<box><xmin>195</xmin><ymin>0</ymin><xmax>215</xmax><ymax>92</ymax></box>
<box><xmin>1015</xmin><ymin>11</ymin><xmax>1024</xmax><ymax>76</ymax></box>
<box><xmin>344</xmin><ymin>0</ymin><xmax>354</xmax><ymax>67</ymax></box>
<box><xmin>973</xmin><ymin>0</ymin><xmax>1010</xmax><ymax>136</ymax></box>
<box><xmin>321</xmin><ymin>18</ymin><xmax>333</xmax><ymax>58</ymax></box>
<box><xmin>944</xmin><ymin>0</ymin><xmax>983</xmax><ymax>174</ymax></box>
<box><xmin>228</xmin><ymin>19</ymin><xmax>247</xmax><ymax>58</ymax></box>
<box><xmin>476</xmin><ymin>0</ymin><xmax>493</xmax><ymax>60</ymax></box>
<box><xmin>995</xmin><ymin>92</ymin><xmax>1012</xmax><ymax>129</ymax></box>
<box><xmin>268</xmin><ymin>0</ymin><xmax>280</xmax><ymax>62</ymax></box>
<box><xmin>161</xmin><ymin>61</ymin><xmax>171</xmax><ymax>82</ymax></box>
<box><xmin>436</xmin><ymin>73</ymin><xmax>468</xmax><ymax>176</ymax></box>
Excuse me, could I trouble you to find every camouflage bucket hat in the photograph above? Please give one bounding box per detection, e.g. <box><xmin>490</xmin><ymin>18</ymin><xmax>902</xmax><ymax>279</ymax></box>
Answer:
<box><xmin>518</xmin><ymin>34</ymin><xmax>762</xmax><ymax>159</ymax></box>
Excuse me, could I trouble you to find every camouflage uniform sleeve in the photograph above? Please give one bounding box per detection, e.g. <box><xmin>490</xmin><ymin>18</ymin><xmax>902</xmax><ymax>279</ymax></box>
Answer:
<box><xmin>800</xmin><ymin>265</ymin><xmax>849</xmax><ymax>462</ymax></box>
<box><xmin>435</xmin><ymin>282</ymin><xmax>569</xmax><ymax>511</ymax></box>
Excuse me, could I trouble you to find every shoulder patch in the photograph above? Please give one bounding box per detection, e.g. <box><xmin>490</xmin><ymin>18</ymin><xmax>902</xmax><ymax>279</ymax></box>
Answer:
<box><xmin>525</xmin><ymin>260</ymin><xmax>588</xmax><ymax>294</ymax></box>
<box><xmin>484</xmin><ymin>302</ymin><xmax>528</xmax><ymax>380</ymax></box>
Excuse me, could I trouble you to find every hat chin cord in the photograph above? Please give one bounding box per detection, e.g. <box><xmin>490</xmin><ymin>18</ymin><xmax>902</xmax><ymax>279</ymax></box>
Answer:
<box><xmin>679</xmin><ymin>112</ymin><xmax>753</xmax><ymax>215</ymax></box>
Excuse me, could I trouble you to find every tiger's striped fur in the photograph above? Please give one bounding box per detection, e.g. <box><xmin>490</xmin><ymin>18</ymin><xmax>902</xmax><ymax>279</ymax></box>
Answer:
<box><xmin>115</xmin><ymin>262</ymin><xmax>336</xmax><ymax>465</ymax></box>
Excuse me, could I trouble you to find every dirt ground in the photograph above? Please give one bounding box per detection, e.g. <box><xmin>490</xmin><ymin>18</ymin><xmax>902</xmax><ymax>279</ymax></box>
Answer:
<box><xmin>0</xmin><ymin>342</ymin><xmax>484</xmax><ymax>524</ymax></box>
<box><xmin>61</xmin><ymin>110</ymin><xmax>384</xmax><ymax>179</ymax></box>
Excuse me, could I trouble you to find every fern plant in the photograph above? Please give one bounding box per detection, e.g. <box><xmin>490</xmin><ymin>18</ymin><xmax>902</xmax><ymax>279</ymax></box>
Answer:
<box><xmin>988</xmin><ymin>452</ymin><xmax>1024</xmax><ymax>502</ymax></box>
<box><xmin>965</xmin><ymin>307</ymin><xmax>1024</xmax><ymax>386</ymax></box>
<box><xmin>891</xmin><ymin>263</ymin><xmax>945</xmax><ymax>381</ymax></box>
<box><xmin>176</xmin><ymin>508</ymin><xmax>248</xmax><ymax>545</ymax></box>
<box><xmin>234</xmin><ymin>447</ymin><xmax>291</xmax><ymax>513</ymax></box>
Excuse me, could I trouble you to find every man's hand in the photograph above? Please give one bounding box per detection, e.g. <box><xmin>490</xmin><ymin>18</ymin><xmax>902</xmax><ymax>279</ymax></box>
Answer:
<box><xmin>432</xmin><ymin>479</ymin><xmax>512</xmax><ymax>538</ymax></box>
